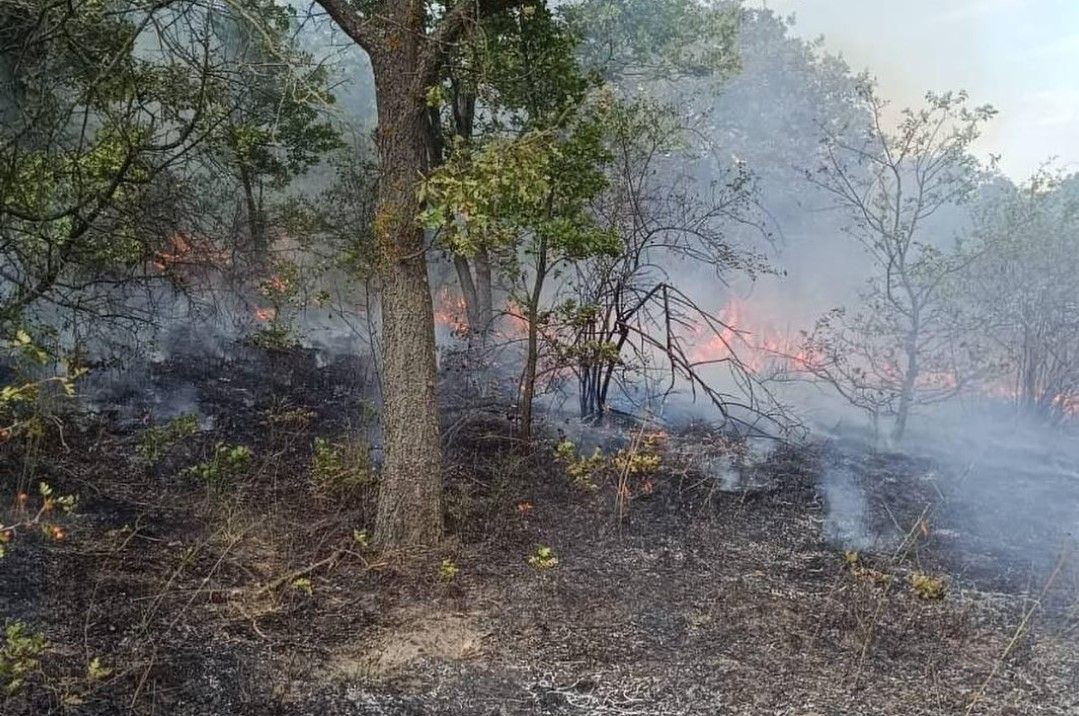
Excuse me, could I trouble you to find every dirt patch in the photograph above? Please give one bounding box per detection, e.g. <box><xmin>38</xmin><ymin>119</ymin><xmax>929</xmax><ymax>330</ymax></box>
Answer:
<box><xmin>330</xmin><ymin>608</ymin><xmax>488</xmax><ymax>681</ymax></box>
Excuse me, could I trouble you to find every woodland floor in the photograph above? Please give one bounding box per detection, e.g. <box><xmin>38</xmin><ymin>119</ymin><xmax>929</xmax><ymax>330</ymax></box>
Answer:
<box><xmin>1</xmin><ymin>346</ymin><xmax>1078</xmax><ymax>715</ymax></box>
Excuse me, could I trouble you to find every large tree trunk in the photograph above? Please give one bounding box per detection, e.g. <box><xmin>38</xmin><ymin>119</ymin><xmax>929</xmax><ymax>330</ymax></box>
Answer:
<box><xmin>369</xmin><ymin>43</ymin><xmax>443</xmax><ymax>547</ymax></box>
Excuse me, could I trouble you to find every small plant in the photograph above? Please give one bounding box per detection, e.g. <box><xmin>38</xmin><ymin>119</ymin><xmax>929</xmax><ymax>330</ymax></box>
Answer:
<box><xmin>249</xmin><ymin>321</ymin><xmax>297</xmax><ymax>351</ymax></box>
<box><xmin>86</xmin><ymin>657</ymin><xmax>110</xmax><ymax>682</ymax></box>
<box><xmin>136</xmin><ymin>413</ymin><xmax>199</xmax><ymax>465</ymax></box>
<box><xmin>186</xmin><ymin>443</ymin><xmax>253</xmax><ymax>488</ymax></box>
<box><xmin>843</xmin><ymin>551</ymin><xmax>892</xmax><ymax>585</ymax></box>
<box><xmin>1</xmin><ymin>622</ymin><xmax>45</xmax><ymax>695</ymax></box>
<box><xmin>261</xmin><ymin>404</ymin><xmax>315</xmax><ymax>427</ymax></box>
<box><xmin>439</xmin><ymin>558</ymin><xmax>459</xmax><ymax>581</ymax></box>
<box><xmin>0</xmin><ymin>482</ymin><xmax>77</xmax><ymax>559</ymax></box>
<box><xmin>291</xmin><ymin>577</ymin><xmax>313</xmax><ymax>595</ymax></box>
<box><xmin>250</xmin><ymin>261</ymin><xmax>303</xmax><ymax>351</ymax></box>
<box><xmin>528</xmin><ymin>545</ymin><xmax>559</xmax><ymax>570</ymax></box>
<box><xmin>352</xmin><ymin>529</ymin><xmax>370</xmax><ymax>548</ymax></box>
<box><xmin>612</xmin><ymin>448</ymin><xmax>662</xmax><ymax>476</ymax></box>
<box><xmin>910</xmin><ymin>572</ymin><xmax>946</xmax><ymax>600</ymax></box>
<box><xmin>311</xmin><ymin>437</ymin><xmax>373</xmax><ymax>499</ymax></box>
<box><xmin>555</xmin><ymin>440</ymin><xmax>605</xmax><ymax>491</ymax></box>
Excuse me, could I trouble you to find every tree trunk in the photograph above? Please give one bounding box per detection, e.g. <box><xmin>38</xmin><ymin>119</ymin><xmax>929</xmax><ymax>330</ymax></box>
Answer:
<box><xmin>369</xmin><ymin>45</ymin><xmax>443</xmax><ymax>547</ymax></box>
<box><xmin>518</xmin><ymin>235</ymin><xmax>548</xmax><ymax>441</ymax></box>
<box><xmin>892</xmin><ymin>327</ymin><xmax>920</xmax><ymax>443</ymax></box>
<box><xmin>239</xmin><ymin>164</ymin><xmax>265</xmax><ymax>254</ymax></box>
<box><xmin>474</xmin><ymin>247</ymin><xmax>493</xmax><ymax>337</ymax></box>
<box><xmin>519</xmin><ymin>308</ymin><xmax>540</xmax><ymax>440</ymax></box>
<box><xmin>453</xmin><ymin>254</ymin><xmax>482</xmax><ymax>332</ymax></box>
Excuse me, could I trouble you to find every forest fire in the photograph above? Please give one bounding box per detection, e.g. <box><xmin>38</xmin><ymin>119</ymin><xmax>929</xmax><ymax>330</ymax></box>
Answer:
<box><xmin>254</xmin><ymin>307</ymin><xmax>277</xmax><ymax>322</ymax></box>
<box><xmin>433</xmin><ymin>286</ymin><xmax>469</xmax><ymax>334</ymax></box>
<box><xmin>687</xmin><ymin>298</ymin><xmax>811</xmax><ymax>374</ymax></box>
<box><xmin>4</xmin><ymin>3</ymin><xmax>1079</xmax><ymax>715</ymax></box>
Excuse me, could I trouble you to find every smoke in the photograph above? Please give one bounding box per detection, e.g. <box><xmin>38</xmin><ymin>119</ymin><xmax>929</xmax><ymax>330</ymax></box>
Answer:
<box><xmin>820</xmin><ymin>463</ymin><xmax>875</xmax><ymax>552</ymax></box>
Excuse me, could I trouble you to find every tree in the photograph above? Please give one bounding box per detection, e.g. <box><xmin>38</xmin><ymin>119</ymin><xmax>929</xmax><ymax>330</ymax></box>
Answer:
<box><xmin>421</xmin><ymin>90</ymin><xmax>618</xmax><ymax>441</ymax></box>
<box><xmin>800</xmin><ymin>84</ymin><xmax>994</xmax><ymax>442</ymax></box>
<box><xmin>564</xmin><ymin>0</ymin><xmax>741</xmax><ymax>82</ymax></box>
<box><xmin>205</xmin><ymin>1</ymin><xmax>341</xmax><ymax>257</ymax></box>
<box><xmin>965</xmin><ymin>170</ymin><xmax>1079</xmax><ymax>423</ymax></box>
<box><xmin>0</xmin><ymin>1</ymin><xmax>220</xmax><ymax>336</ymax></box>
<box><xmin>421</xmin><ymin>2</ymin><xmax>593</xmax><ymax>345</ymax></box>
<box><xmin>565</xmin><ymin>100</ymin><xmax>773</xmax><ymax>425</ymax></box>
<box><xmin>311</xmin><ymin>0</ymin><xmax>525</xmax><ymax>546</ymax></box>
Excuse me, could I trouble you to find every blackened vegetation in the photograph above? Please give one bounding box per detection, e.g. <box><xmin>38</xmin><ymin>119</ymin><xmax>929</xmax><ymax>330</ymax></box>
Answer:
<box><xmin>1</xmin><ymin>348</ymin><xmax>1077</xmax><ymax>715</ymax></box>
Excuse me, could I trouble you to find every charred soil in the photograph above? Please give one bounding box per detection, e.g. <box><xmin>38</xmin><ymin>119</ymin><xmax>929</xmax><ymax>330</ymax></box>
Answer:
<box><xmin>1</xmin><ymin>347</ymin><xmax>1077</xmax><ymax>715</ymax></box>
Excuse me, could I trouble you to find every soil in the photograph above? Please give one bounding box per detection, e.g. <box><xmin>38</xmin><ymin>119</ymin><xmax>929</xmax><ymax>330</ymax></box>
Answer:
<box><xmin>1</xmin><ymin>346</ymin><xmax>1077</xmax><ymax>715</ymax></box>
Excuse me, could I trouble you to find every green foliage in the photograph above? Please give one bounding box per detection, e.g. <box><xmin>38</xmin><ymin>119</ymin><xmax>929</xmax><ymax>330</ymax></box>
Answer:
<box><xmin>208</xmin><ymin>0</ymin><xmax>342</xmax><ymax>189</ymax></box>
<box><xmin>555</xmin><ymin>436</ymin><xmax>663</xmax><ymax>490</ymax></box>
<box><xmin>439</xmin><ymin>558</ymin><xmax>459</xmax><ymax>581</ymax></box>
<box><xmin>964</xmin><ymin>170</ymin><xmax>1079</xmax><ymax>422</ymax></box>
<box><xmin>0</xmin><ymin>481</ymin><xmax>78</xmax><ymax>560</ymax></box>
<box><xmin>310</xmin><ymin>437</ymin><xmax>373</xmax><ymax>500</ymax></box>
<box><xmin>0</xmin><ymin>328</ymin><xmax>84</xmax><ymax>439</ymax></box>
<box><xmin>565</xmin><ymin>0</ymin><xmax>742</xmax><ymax>81</ymax></box>
<box><xmin>420</xmin><ymin>1</ymin><xmax>617</xmax><ymax>267</ymax></box>
<box><xmin>0</xmin><ymin>622</ymin><xmax>45</xmax><ymax>696</ymax></box>
<box><xmin>0</xmin><ymin>0</ymin><xmax>342</xmax><ymax>330</ymax></box>
<box><xmin>555</xmin><ymin>440</ymin><xmax>606</xmax><ymax>490</ymax></box>
<box><xmin>420</xmin><ymin>89</ymin><xmax>620</xmax><ymax>265</ymax></box>
<box><xmin>249</xmin><ymin>322</ymin><xmax>298</xmax><ymax>352</ymax></box>
<box><xmin>611</xmin><ymin>448</ymin><xmax>662</xmax><ymax>477</ymax></box>
<box><xmin>136</xmin><ymin>414</ymin><xmax>200</xmax><ymax>466</ymax></box>
<box><xmin>187</xmin><ymin>443</ymin><xmax>253</xmax><ymax>489</ymax></box>
<box><xmin>86</xmin><ymin>656</ymin><xmax>111</xmax><ymax>682</ymax></box>
<box><xmin>528</xmin><ymin>545</ymin><xmax>559</xmax><ymax>570</ymax></box>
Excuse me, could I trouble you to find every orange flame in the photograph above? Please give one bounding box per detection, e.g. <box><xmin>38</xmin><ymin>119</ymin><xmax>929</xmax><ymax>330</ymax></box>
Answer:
<box><xmin>254</xmin><ymin>307</ymin><xmax>277</xmax><ymax>323</ymax></box>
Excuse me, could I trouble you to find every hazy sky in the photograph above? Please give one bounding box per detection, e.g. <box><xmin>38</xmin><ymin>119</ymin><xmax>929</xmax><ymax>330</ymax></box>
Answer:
<box><xmin>761</xmin><ymin>0</ymin><xmax>1079</xmax><ymax>180</ymax></box>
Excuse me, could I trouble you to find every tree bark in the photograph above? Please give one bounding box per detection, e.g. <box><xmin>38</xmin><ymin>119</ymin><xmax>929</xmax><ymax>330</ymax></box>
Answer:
<box><xmin>368</xmin><ymin>27</ymin><xmax>443</xmax><ymax>548</ymax></box>
<box><xmin>453</xmin><ymin>253</ymin><xmax>482</xmax><ymax>332</ymax></box>
<box><xmin>312</xmin><ymin>0</ymin><xmax>512</xmax><ymax>546</ymax></box>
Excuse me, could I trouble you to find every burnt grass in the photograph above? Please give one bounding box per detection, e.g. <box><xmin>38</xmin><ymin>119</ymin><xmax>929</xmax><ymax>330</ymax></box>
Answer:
<box><xmin>1</xmin><ymin>346</ymin><xmax>1077</xmax><ymax>715</ymax></box>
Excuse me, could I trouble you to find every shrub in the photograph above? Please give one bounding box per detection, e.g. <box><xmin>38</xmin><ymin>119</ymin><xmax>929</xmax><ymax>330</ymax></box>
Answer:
<box><xmin>136</xmin><ymin>413</ymin><xmax>199</xmax><ymax>466</ymax></box>
<box><xmin>910</xmin><ymin>572</ymin><xmax>946</xmax><ymax>600</ymax></box>
<box><xmin>187</xmin><ymin>443</ymin><xmax>253</xmax><ymax>489</ymax></box>
<box><xmin>528</xmin><ymin>545</ymin><xmax>559</xmax><ymax>570</ymax></box>
<box><xmin>310</xmin><ymin>437</ymin><xmax>373</xmax><ymax>500</ymax></box>
<box><xmin>0</xmin><ymin>622</ymin><xmax>45</xmax><ymax>696</ymax></box>
<box><xmin>555</xmin><ymin>440</ymin><xmax>605</xmax><ymax>490</ymax></box>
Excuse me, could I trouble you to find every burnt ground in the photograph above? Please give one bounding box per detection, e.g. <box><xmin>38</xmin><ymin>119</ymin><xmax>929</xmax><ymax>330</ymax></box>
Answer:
<box><xmin>1</xmin><ymin>346</ymin><xmax>1077</xmax><ymax>715</ymax></box>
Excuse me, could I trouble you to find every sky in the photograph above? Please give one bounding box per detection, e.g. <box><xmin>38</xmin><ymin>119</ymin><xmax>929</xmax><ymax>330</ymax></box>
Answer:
<box><xmin>761</xmin><ymin>0</ymin><xmax>1079</xmax><ymax>180</ymax></box>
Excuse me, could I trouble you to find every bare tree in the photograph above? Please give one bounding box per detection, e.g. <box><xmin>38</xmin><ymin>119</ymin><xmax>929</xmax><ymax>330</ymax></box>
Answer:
<box><xmin>554</xmin><ymin>101</ymin><xmax>788</xmax><ymax>434</ymax></box>
<box><xmin>801</xmin><ymin>83</ymin><xmax>993</xmax><ymax>442</ymax></box>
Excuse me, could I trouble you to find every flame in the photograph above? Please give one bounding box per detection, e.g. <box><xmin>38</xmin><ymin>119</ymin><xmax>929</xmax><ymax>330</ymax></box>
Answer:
<box><xmin>153</xmin><ymin>232</ymin><xmax>228</xmax><ymax>272</ymax></box>
<box><xmin>433</xmin><ymin>287</ymin><xmax>469</xmax><ymax>334</ymax></box>
<box><xmin>690</xmin><ymin>298</ymin><xmax>1077</xmax><ymax>418</ymax></box>
<box><xmin>687</xmin><ymin>298</ymin><xmax>810</xmax><ymax>373</ymax></box>
<box><xmin>254</xmin><ymin>307</ymin><xmax>277</xmax><ymax>323</ymax></box>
